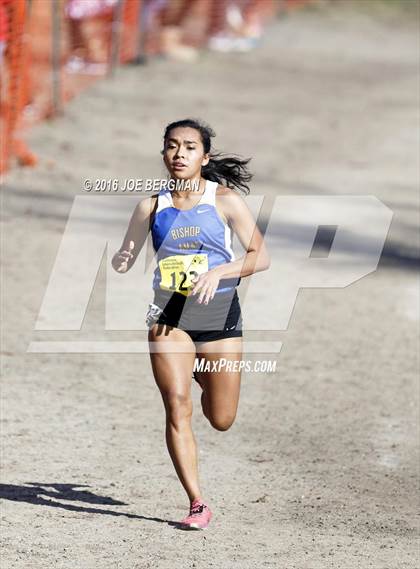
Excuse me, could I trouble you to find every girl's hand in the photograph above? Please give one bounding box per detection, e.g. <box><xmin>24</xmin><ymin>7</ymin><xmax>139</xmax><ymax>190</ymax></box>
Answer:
<box><xmin>113</xmin><ymin>240</ymin><xmax>134</xmax><ymax>273</ymax></box>
<box><xmin>190</xmin><ymin>268</ymin><xmax>221</xmax><ymax>304</ymax></box>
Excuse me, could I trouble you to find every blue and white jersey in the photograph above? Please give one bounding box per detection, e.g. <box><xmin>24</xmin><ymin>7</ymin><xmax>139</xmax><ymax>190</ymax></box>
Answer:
<box><xmin>151</xmin><ymin>179</ymin><xmax>240</xmax><ymax>295</ymax></box>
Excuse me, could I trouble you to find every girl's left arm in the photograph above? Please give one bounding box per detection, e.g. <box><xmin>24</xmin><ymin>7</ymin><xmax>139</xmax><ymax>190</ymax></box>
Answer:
<box><xmin>191</xmin><ymin>191</ymin><xmax>270</xmax><ymax>303</ymax></box>
<box><xmin>213</xmin><ymin>191</ymin><xmax>271</xmax><ymax>280</ymax></box>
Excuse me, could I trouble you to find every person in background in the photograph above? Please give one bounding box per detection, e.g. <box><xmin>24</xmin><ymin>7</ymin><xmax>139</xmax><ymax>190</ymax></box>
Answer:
<box><xmin>65</xmin><ymin>0</ymin><xmax>117</xmax><ymax>74</ymax></box>
<box><xmin>155</xmin><ymin>0</ymin><xmax>200</xmax><ymax>62</ymax></box>
<box><xmin>142</xmin><ymin>0</ymin><xmax>278</xmax><ymax>60</ymax></box>
<box><xmin>208</xmin><ymin>0</ymin><xmax>275</xmax><ymax>53</ymax></box>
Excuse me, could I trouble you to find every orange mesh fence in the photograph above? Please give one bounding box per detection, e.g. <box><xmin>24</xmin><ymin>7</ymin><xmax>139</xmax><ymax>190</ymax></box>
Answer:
<box><xmin>120</xmin><ymin>0</ymin><xmax>142</xmax><ymax>62</ymax></box>
<box><xmin>0</xmin><ymin>0</ymin><xmax>35</xmax><ymax>174</ymax></box>
<box><xmin>0</xmin><ymin>0</ymin><xmax>142</xmax><ymax>175</ymax></box>
<box><xmin>0</xmin><ymin>0</ymin><xmax>312</xmax><ymax>176</ymax></box>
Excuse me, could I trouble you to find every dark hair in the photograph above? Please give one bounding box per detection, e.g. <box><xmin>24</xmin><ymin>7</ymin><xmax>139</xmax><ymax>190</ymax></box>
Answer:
<box><xmin>163</xmin><ymin>118</ymin><xmax>253</xmax><ymax>195</ymax></box>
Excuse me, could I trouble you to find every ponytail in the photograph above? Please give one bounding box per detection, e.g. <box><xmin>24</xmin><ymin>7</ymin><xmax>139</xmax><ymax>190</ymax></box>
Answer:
<box><xmin>163</xmin><ymin>118</ymin><xmax>253</xmax><ymax>196</ymax></box>
<box><xmin>202</xmin><ymin>152</ymin><xmax>252</xmax><ymax>196</ymax></box>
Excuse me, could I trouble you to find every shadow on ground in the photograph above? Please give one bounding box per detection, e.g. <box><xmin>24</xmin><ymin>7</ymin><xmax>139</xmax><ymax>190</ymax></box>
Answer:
<box><xmin>0</xmin><ymin>482</ymin><xmax>183</xmax><ymax>527</ymax></box>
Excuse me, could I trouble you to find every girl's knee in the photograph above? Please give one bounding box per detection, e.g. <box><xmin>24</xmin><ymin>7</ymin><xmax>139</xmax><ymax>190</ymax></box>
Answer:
<box><xmin>208</xmin><ymin>412</ymin><xmax>236</xmax><ymax>432</ymax></box>
<box><xmin>164</xmin><ymin>391</ymin><xmax>193</xmax><ymax>424</ymax></box>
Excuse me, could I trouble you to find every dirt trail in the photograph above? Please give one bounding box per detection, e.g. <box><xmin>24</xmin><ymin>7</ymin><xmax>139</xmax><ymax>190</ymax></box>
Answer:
<box><xmin>1</xmin><ymin>2</ymin><xmax>419</xmax><ymax>568</ymax></box>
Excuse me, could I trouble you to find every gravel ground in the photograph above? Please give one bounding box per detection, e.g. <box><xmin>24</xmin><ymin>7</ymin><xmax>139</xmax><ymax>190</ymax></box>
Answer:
<box><xmin>1</xmin><ymin>1</ymin><xmax>419</xmax><ymax>568</ymax></box>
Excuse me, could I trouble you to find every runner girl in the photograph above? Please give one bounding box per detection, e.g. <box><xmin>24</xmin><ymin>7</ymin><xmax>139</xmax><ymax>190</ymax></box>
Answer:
<box><xmin>112</xmin><ymin>118</ymin><xmax>270</xmax><ymax>530</ymax></box>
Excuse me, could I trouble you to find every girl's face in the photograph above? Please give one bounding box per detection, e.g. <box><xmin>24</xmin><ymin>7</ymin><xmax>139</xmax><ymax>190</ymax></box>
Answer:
<box><xmin>162</xmin><ymin>127</ymin><xmax>209</xmax><ymax>180</ymax></box>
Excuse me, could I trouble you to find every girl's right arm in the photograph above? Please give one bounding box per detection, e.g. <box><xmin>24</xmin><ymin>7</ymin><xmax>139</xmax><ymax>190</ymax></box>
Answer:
<box><xmin>111</xmin><ymin>197</ymin><xmax>155</xmax><ymax>273</ymax></box>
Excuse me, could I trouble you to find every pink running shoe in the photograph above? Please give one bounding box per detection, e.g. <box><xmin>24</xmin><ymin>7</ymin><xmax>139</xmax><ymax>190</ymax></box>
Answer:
<box><xmin>179</xmin><ymin>499</ymin><xmax>212</xmax><ymax>530</ymax></box>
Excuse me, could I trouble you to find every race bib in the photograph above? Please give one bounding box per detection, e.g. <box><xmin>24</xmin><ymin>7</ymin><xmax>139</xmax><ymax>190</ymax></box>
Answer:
<box><xmin>159</xmin><ymin>253</ymin><xmax>208</xmax><ymax>296</ymax></box>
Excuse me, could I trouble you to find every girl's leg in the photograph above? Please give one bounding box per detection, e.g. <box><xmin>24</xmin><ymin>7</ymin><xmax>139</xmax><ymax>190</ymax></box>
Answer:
<box><xmin>68</xmin><ymin>19</ymin><xmax>91</xmax><ymax>60</ymax></box>
<box><xmin>195</xmin><ymin>337</ymin><xmax>243</xmax><ymax>431</ymax></box>
<box><xmin>148</xmin><ymin>324</ymin><xmax>202</xmax><ymax>503</ymax></box>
